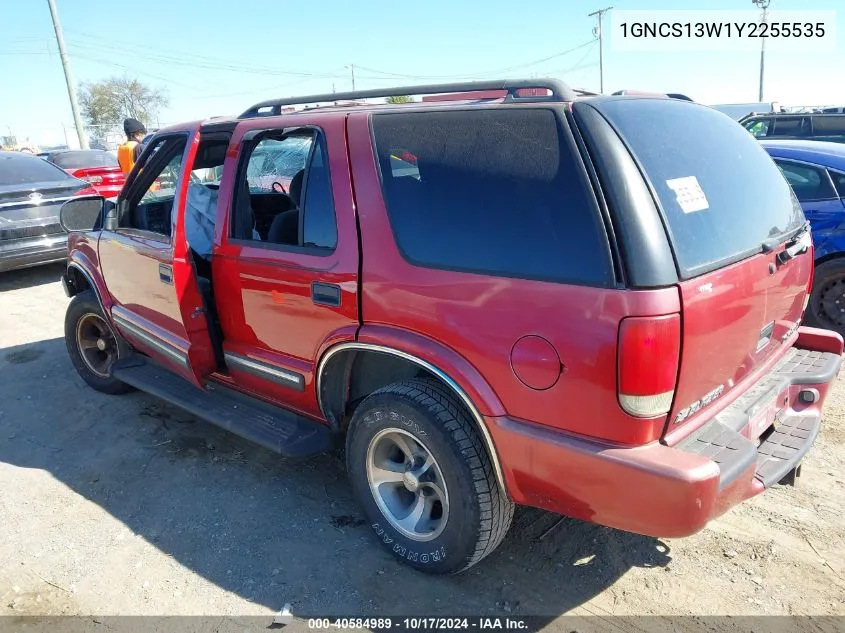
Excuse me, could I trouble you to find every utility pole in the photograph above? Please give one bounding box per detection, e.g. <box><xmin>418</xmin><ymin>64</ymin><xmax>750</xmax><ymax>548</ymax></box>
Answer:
<box><xmin>588</xmin><ymin>6</ymin><xmax>613</xmax><ymax>94</ymax></box>
<box><xmin>346</xmin><ymin>64</ymin><xmax>356</xmax><ymax>91</ymax></box>
<box><xmin>752</xmin><ymin>0</ymin><xmax>771</xmax><ymax>102</ymax></box>
<box><xmin>46</xmin><ymin>0</ymin><xmax>88</xmax><ymax>149</ymax></box>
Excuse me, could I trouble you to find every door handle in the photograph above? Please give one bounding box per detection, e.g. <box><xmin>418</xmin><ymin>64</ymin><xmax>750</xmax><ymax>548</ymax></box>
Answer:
<box><xmin>159</xmin><ymin>264</ymin><xmax>173</xmax><ymax>284</ymax></box>
<box><xmin>311</xmin><ymin>282</ymin><xmax>341</xmax><ymax>307</ymax></box>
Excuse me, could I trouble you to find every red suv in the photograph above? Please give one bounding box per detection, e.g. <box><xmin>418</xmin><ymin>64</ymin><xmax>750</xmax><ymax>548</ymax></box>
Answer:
<box><xmin>58</xmin><ymin>79</ymin><xmax>843</xmax><ymax>574</ymax></box>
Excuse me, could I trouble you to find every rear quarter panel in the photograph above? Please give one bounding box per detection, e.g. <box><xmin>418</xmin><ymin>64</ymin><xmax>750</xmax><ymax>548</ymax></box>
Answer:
<box><xmin>347</xmin><ymin>112</ymin><xmax>679</xmax><ymax>445</ymax></box>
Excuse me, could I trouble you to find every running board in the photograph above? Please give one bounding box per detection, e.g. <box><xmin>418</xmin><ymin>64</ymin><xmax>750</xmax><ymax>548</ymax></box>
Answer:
<box><xmin>112</xmin><ymin>356</ymin><xmax>331</xmax><ymax>457</ymax></box>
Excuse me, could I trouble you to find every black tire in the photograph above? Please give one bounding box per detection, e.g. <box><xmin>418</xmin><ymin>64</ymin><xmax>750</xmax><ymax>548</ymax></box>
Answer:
<box><xmin>346</xmin><ymin>378</ymin><xmax>514</xmax><ymax>574</ymax></box>
<box><xmin>64</xmin><ymin>290</ymin><xmax>133</xmax><ymax>395</ymax></box>
<box><xmin>805</xmin><ymin>259</ymin><xmax>845</xmax><ymax>339</ymax></box>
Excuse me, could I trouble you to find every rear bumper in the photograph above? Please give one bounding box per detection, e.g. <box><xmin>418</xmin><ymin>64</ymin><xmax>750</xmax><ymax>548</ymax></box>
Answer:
<box><xmin>489</xmin><ymin>327</ymin><xmax>843</xmax><ymax>538</ymax></box>
<box><xmin>0</xmin><ymin>234</ymin><xmax>67</xmax><ymax>272</ymax></box>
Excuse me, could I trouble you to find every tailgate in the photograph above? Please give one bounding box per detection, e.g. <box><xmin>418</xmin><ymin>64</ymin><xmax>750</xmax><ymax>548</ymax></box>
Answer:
<box><xmin>584</xmin><ymin>98</ymin><xmax>812</xmax><ymax>436</ymax></box>
<box><xmin>671</xmin><ymin>245</ymin><xmax>811</xmax><ymax>431</ymax></box>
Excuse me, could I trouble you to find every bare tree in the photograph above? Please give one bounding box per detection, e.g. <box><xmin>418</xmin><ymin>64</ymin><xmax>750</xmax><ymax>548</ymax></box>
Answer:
<box><xmin>78</xmin><ymin>76</ymin><xmax>168</xmax><ymax>142</ymax></box>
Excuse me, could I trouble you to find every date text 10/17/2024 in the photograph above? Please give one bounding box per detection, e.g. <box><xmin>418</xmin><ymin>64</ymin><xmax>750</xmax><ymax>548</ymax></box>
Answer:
<box><xmin>307</xmin><ymin>617</ymin><xmax>530</xmax><ymax>631</ymax></box>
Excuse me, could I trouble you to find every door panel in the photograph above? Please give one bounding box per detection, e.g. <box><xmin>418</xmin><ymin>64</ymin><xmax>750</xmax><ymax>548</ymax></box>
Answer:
<box><xmin>773</xmin><ymin>159</ymin><xmax>845</xmax><ymax>253</ymax></box>
<box><xmin>212</xmin><ymin>115</ymin><xmax>359</xmax><ymax>419</ymax></box>
<box><xmin>99</xmin><ymin>127</ymin><xmax>216</xmax><ymax>386</ymax></box>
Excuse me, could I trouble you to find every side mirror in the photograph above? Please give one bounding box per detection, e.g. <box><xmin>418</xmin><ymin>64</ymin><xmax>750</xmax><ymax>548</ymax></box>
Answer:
<box><xmin>59</xmin><ymin>195</ymin><xmax>105</xmax><ymax>232</ymax></box>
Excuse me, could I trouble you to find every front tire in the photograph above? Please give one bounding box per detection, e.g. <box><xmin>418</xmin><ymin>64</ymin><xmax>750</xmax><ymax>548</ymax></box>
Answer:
<box><xmin>805</xmin><ymin>259</ymin><xmax>845</xmax><ymax>339</ymax></box>
<box><xmin>65</xmin><ymin>290</ymin><xmax>132</xmax><ymax>394</ymax></box>
<box><xmin>346</xmin><ymin>378</ymin><xmax>513</xmax><ymax>574</ymax></box>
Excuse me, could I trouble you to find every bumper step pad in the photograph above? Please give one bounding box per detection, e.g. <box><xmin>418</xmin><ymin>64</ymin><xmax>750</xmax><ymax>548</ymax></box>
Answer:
<box><xmin>756</xmin><ymin>415</ymin><xmax>821</xmax><ymax>487</ymax></box>
<box><xmin>112</xmin><ymin>356</ymin><xmax>331</xmax><ymax>457</ymax></box>
<box><xmin>677</xmin><ymin>347</ymin><xmax>840</xmax><ymax>490</ymax></box>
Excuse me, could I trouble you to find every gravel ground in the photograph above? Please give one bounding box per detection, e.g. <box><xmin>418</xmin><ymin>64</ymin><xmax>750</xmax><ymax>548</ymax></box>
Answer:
<box><xmin>1</xmin><ymin>264</ymin><xmax>843</xmax><ymax>630</ymax></box>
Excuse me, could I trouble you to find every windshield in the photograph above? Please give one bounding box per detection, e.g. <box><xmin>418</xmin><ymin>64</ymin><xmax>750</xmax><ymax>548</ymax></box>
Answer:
<box><xmin>0</xmin><ymin>152</ymin><xmax>76</xmax><ymax>186</ymax></box>
<box><xmin>596</xmin><ymin>99</ymin><xmax>805</xmax><ymax>278</ymax></box>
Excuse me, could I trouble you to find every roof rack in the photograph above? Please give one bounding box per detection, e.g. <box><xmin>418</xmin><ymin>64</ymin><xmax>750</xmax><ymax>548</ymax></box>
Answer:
<box><xmin>239</xmin><ymin>78</ymin><xmax>578</xmax><ymax>119</ymax></box>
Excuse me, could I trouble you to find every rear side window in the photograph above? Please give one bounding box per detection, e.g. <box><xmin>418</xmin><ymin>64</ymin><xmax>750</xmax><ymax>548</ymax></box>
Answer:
<box><xmin>829</xmin><ymin>170</ymin><xmax>845</xmax><ymax>197</ymax></box>
<box><xmin>301</xmin><ymin>139</ymin><xmax>338</xmax><ymax>249</ymax></box>
<box><xmin>773</xmin><ymin>160</ymin><xmax>837</xmax><ymax>201</ymax></box>
<box><xmin>595</xmin><ymin>99</ymin><xmax>804</xmax><ymax>277</ymax></box>
<box><xmin>50</xmin><ymin>150</ymin><xmax>118</xmax><ymax>169</ymax></box>
<box><xmin>371</xmin><ymin>109</ymin><xmax>612</xmax><ymax>285</ymax></box>
<box><xmin>772</xmin><ymin>117</ymin><xmax>809</xmax><ymax>137</ymax></box>
<box><xmin>812</xmin><ymin>116</ymin><xmax>845</xmax><ymax>136</ymax></box>
<box><xmin>0</xmin><ymin>153</ymin><xmax>75</xmax><ymax>186</ymax></box>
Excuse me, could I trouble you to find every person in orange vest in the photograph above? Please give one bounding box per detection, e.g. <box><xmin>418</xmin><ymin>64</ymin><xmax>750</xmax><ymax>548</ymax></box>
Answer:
<box><xmin>117</xmin><ymin>118</ymin><xmax>147</xmax><ymax>174</ymax></box>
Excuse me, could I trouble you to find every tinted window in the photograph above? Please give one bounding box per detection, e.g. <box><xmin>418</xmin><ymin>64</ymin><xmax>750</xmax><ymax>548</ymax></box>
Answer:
<box><xmin>301</xmin><ymin>140</ymin><xmax>337</xmax><ymax>249</ymax></box>
<box><xmin>50</xmin><ymin>150</ymin><xmax>118</xmax><ymax>169</ymax></box>
<box><xmin>371</xmin><ymin>109</ymin><xmax>612</xmax><ymax>285</ymax></box>
<box><xmin>772</xmin><ymin>117</ymin><xmax>809</xmax><ymax>137</ymax></box>
<box><xmin>829</xmin><ymin>170</ymin><xmax>845</xmax><ymax>197</ymax></box>
<box><xmin>0</xmin><ymin>152</ymin><xmax>75</xmax><ymax>186</ymax></box>
<box><xmin>812</xmin><ymin>116</ymin><xmax>845</xmax><ymax>136</ymax></box>
<box><xmin>232</xmin><ymin>129</ymin><xmax>337</xmax><ymax>251</ymax></box>
<box><xmin>596</xmin><ymin>100</ymin><xmax>805</xmax><ymax>277</ymax></box>
<box><xmin>773</xmin><ymin>160</ymin><xmax>837</xmax><ymax>201</ymax></box>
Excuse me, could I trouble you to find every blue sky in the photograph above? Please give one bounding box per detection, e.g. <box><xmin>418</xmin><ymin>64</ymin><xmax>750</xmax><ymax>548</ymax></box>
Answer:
<box><xmin>1</xmin><ymin>0</ymin><xmax>842</xmax><ymax>146</ymax></box>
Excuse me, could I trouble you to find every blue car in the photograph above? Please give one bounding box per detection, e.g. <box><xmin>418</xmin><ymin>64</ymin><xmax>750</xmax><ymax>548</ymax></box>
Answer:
<box><xmin>762</xmin><ymin>140</ymin><xmax>845</xmax><ymax>335</ymax></box>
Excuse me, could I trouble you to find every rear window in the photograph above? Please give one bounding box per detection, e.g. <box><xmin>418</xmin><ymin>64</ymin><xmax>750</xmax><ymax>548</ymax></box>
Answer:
<box><xmin>0</xmin><ymin>152</ymin><xmax>75</xmax><ymax>186</ymax></box>
<box><xmin>371</xmin><ymin>109</ymin><xmax>612</xmax><ymax>285</ymax></box>
<box><xmin>596</xmin><ymin>99</ymin><xmax>805</xmax><ymax>277</ymax></box>
<box><xmin>50</xmin><ymin>150</ymin><xmax>118</xmax><ymax>169</ymax></box>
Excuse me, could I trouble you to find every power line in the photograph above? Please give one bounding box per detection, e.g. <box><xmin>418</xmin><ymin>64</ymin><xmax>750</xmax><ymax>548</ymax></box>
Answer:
<box><xmin>64</xmin><ymin>29</ymin><xmax>596</xmax><ymax>84</ymax></box>
<box><xmin>544</xmin><ymin>41</ymin><xmax>598</xmax><ymax>76</ymax></box>
<box><xmin>65</xmin><ymin>33</ymin><xmax>349</xmax><ymax>79</ymax></box>
<box><xmin>69</xmin><ymin>52</ymin><xmax>207</xmax><ymax>90</ymax></box>
<box><xmin>354</xmin><ymin>40</ymin><xmax>596</xmax><ymax>81</ymax></box>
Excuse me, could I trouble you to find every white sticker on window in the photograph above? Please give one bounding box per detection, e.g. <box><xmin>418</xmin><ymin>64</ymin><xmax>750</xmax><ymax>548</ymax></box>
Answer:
<box><xmin>666</xmin><ymin>176</ymin><xmax>709</xmax><ymax>214</ymax></box>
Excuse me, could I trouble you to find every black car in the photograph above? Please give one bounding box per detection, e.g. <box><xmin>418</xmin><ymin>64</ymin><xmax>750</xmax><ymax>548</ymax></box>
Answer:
<box><xmin>0</xmin><ymin>151</ymin><xmax>91</xmax><ymax>273</ymax></box>
<box><xmin>740</xmin><ymin>112</ymin><xmax>845</xmax><ymax>143</ymax></box>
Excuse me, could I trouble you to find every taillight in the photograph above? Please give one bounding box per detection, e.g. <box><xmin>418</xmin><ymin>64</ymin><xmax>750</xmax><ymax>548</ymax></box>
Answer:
<box><xmin>618</xmin><ymin>315</ymin><xmax>681</xmax><ymax>418</ymax></box>
<box><xmin>82</xmin><ymin>175</ymin><xmax>104</xmax><ymax>184</ymax></box>
<box><xmin>75</xmin><ymin>186</ymin><xmax>99</xmax><ymax>196</ymax></box>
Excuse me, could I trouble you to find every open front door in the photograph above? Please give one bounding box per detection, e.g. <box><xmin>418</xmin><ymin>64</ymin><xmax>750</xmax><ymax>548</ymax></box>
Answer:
<box><xmin>100</xmin><ymin>123</ymin><xmax>217</xmax><ymax>387</ymax></box>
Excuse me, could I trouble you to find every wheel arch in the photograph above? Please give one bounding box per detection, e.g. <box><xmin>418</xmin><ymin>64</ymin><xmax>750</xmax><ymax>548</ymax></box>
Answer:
<box><xmin>813</xmin><ymin>250</ymin><xmax>845</xmax><ymax>268</ymax></box>
<box><xmin>65</xmin><ymin>252</ymin><xmax>112</xmax><ymax>319</ymax></box>
<box><xmin>317</xmin><ymin>341</ymin><xmax>508</xmax><ymax>496</ymax></box>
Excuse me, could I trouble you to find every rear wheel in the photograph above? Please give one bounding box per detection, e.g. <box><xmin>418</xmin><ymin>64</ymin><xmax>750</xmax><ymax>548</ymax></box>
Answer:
<box><xmin>65</xmin><ymin>290</ymin><xmax>132</xmax><ymax>394</ymax></box>
<box><xmin>806</xmin><ymin>259</ymin><xmax>845</xmax><ymax>339</ymax></box>
<box><xmin>346</xmin><ymin>378</ymin><xmax>513</xmax><ymax>574</ymax></box>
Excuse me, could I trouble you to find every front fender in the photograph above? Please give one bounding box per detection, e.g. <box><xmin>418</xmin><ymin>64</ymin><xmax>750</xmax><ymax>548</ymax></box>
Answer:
<box><xmin>812</xmin><ymin>231</ymin><xmax>845</xmax><ymax>263</ymax></box>
<box><xmin>66</xmin><ymin>231</ymin><xmax>112</xmax><ymax>316</ymax></box>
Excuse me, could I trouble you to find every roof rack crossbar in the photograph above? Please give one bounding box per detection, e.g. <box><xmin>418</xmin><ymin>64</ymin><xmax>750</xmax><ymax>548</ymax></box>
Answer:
<box><xmin>238</xmin><ymin>78</ymin><xmax>577</xmax><ymax>118</ymax></box>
